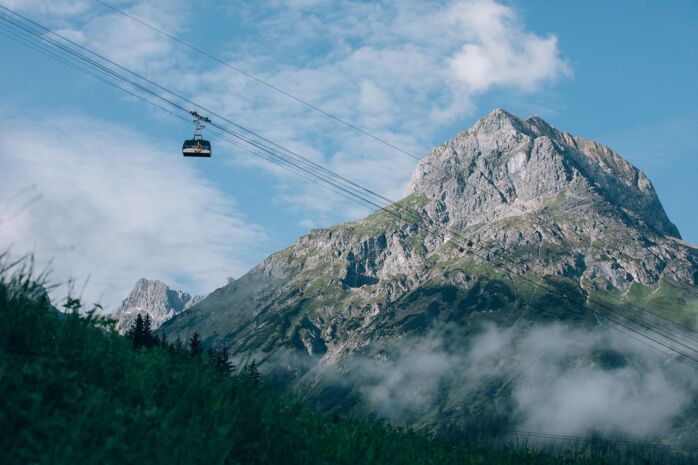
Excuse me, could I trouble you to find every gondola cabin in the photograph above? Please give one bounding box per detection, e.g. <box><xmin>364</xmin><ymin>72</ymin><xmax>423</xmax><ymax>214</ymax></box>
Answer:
<box><xmin>183</xmin><ymin>111</ymin><xmax>212</xmax><ymax>157</ymax></box>
<box><xmin>182</xmin><ymin>138</ymin><xmax>212</xmax><ymax>157</ymax></box>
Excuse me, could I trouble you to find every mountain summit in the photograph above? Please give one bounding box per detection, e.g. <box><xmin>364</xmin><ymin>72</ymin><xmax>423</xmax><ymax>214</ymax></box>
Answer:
<box><xmin>407</xmin><ymin>108</ymin><xmax>679</xmax><ymax>238</ymax></box>
<box><xmin>113</xmin><ymin>279</ymin><xmax>202</xmax><ymax>333</ymax></box>
<box><xmin>159</xmin><ymin>109</ymin><xmax>698</xmax><ymax>436</ymax></box>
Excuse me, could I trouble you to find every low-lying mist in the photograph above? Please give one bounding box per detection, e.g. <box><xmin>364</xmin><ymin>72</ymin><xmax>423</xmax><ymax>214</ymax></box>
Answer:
<box><xmin>266</xmin><ymin>321</ymin><xmax>698</xmax><ymax>446</ymax></box>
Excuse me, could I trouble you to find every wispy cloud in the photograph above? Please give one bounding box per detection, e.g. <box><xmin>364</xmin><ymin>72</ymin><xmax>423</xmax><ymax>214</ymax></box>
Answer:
<box><xmin>6</xmin><ymin>0</ymin><xmax>188</xmax><ymax>71</ymax></box>
<box><xmin>6</xmin><ymin>0</ymin><xmax>571</xmax><ymax>225</ymax></box>
<box><xmin>2</xmin><ymin>0</ymin><xmax>92</xmax><ymax>18</ymax></box>
<box><xmin>300</xmin><ymin>322</ymin><xmax>694</xmax><ymax>443</ymax></box>
<box><xmin>0</xmin><ymin>114</ymin><xmax>266</xmax><ymax>308</ymax></box>
<box><xmin>192</xmin><ymin>0</ymin><xmax>571</xmax><ymax>221</ymax></box>
<box><xmin>1</xmin><ymin>0</ymin><xmax>572</xmax><ymax>302</ymax></box>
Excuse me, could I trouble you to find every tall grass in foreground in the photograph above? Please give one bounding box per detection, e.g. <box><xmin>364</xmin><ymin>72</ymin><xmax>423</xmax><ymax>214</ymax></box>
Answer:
<box><xmin>0</xmin><ymin>263</ymin><xmax>694</xmax><ymax>464</ymax></box>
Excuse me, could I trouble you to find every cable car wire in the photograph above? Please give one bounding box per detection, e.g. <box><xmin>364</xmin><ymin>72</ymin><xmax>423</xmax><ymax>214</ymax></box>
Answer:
<box><xmin>2</xmin><ymin>5</ymin><xmax>698</xmax><ymax>366</ymax></box>
<box><xmin>88</xmin><ymin>0</ymin><xmax>698</xmax><ymax>307</ymax></box>
<box><xmin>91</xmin><ymin>0</ymin><xmax>424</xmax><ymax>164</ymax></box>
<box><xmin>2</xmin><ymin>6</ymin><xmax>698</xmax><ymax>365</ymax></box>
<box><xmin>0</xmin><ymin>18</ymin><xmax>388</xmax><ymax>215</ymax></box>
<box><xmin>0</xmin><ymin>5</ymin><xmax>390</xmax><ymax>206</ymax></box>
<box><xmin>6</xmin><ymin>10</ymin><xmax>698</xmax><ymax>457</ymax></box>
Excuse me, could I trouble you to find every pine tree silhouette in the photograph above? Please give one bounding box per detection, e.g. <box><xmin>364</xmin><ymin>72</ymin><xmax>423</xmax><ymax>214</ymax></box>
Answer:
<box><xmin>207</xmin><ymin>347</ymin><xmax>218</xmax><ymax>365</ymax></box>
<box><xmin>245</xmin><ymin>359</ymin><xmax>261</xmax><ymax>385</ymax></box>
<box><xmin>127</xmin><ymin>313</ymin><xmax>145</xmax><ymax>348</ymax></box>
<box><xmin>172</xmin><ymin>337</ymin><xmax>184</xmax><ymax>353</ymax></box>
<box><xmin>127</xmin><ymin>313</ymin><xmax>156</xmax><ymax>349</ymax></box>
<box><xmin>215</xmin><ymin>347</ymin><xmax>234</xmax><ymax>374</ymax></box>
<box><xmin>143</xmin><ymin>314</ymin><xmax>153</xmax><ymax>347</ymax></box>
<box><xmin>189</xmin><ymin>332</ymin><xmax>202</xmax><ymax>355</ymax></box>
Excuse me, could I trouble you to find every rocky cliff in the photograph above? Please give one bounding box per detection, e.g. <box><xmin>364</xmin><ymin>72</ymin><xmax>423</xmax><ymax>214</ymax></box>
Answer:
<box><xmin>113</xmin><ymin>279</ymin><xmax>202</xmax><ymax>333</ymax></box>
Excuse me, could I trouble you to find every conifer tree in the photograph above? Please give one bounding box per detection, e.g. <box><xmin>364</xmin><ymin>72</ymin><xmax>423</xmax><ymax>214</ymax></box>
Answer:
<box><xmin>127</xmin><ymin>313</ymin><xmax>157</xmax><ymax>349</ymax></box>
<box><xmin>143</xmin><ymin>314</ymin><xmax>153</xmax><ymax>347</ymax></box>
<box><xmin>215</xmin><ymin>347</ymin><xmax>234</xmax><ymax>374</ymax></box>
<box><xmin>127</xmin><ymin>313</ymin><xmax>145</xmax><ymax>348</ymax></box>
<box><xmin>245</xmin><ymin>359</ymin><xmax>261</xmax><ymax>385</ymax></box>
<box><xmin>189</xmin><ymin>332</ymin><xmax>202</xmax><ymax>355</ymax></box>
<box><xmin>207</xmin><ymin>347</ymin><xmax>218</xmax><ymax>365</ymax></box>
<box><xmin>172</xmin><ymin>337</ymin><xmax>184</xmax><ymax>353</ymax></box>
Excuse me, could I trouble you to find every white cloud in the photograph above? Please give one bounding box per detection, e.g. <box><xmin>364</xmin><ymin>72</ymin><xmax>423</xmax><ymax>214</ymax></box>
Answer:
<box><xmin>2</xmin><ymin>0</ymin><xmax>91</xmax><ymax>18</ymax></box>
<box><xmin>1</xmin><ymin>0</ymin><xmax>572</xmax><ymax>290</ymax></box>
<box><xmin>310</xmin><ymin>322</ymin><xmax>695</xmax><ymax>443</ymax></box>
<box><xmin>4</xmin><ymin>0</ymin><xmax>571</xmax><ymax>226</ymax></box>
<box><xmin>0</xmin><ymin>114</ymin><xmax>266</xmax><ymax>309</ymax></box>
<box><xmin>6</xmin><ymin>0</ymin><xmax>186</xmax><ymax>72</ymax></box>
<box><xmin>187</xmin><ymin>0</ymin><xmax>571</xmax><ymax>222</ymax></box>
<box><xmin>445</xmin><ymin>1</ymin><xmax>570</xmax><ymax>93</ymax></box>
<box><xmin>504</xmin><ymin>324</ymin><xmax>690</xmax><ymax>439</ymax></box>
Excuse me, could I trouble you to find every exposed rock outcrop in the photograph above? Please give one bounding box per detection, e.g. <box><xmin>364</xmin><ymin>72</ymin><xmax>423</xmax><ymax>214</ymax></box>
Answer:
<box><xmin>113</xmin><ymin>279</ymin><xmax>202</xmax><ymax>334</ymax></box>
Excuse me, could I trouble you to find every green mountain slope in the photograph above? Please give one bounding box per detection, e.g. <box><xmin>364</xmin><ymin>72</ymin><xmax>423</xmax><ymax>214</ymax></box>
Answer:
<box><xmin>6</xmin><ymin>266</ymin><xmax>692</xmax><ymax>465</ymax></box>
<box><xmin>5</xmin><ymin>267</ymin><xmax>656</xmax><ymax>465</ymax></box>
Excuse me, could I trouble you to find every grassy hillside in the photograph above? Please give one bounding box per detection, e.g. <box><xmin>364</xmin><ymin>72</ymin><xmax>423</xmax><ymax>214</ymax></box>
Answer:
<box><xmin>0</xmin><ymin>265</ymin><xmax>689</xmax><ymax>465</ymax></box>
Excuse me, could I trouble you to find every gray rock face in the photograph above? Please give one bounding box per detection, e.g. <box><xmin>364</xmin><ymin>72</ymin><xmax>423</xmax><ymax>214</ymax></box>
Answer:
<box><xmin>113</xmin><ymin>279</ymin><xmax>202</xmax><ymax>334</ymax></box>
<box><xmin>407</xmin><ymin>109</ymin><xmax>680</xmax><ymax>238</ymax></box>
<box><xmin>159</xmin><ymin>108</ymin><xmax>698</xmax><ymax>403</ymax></box>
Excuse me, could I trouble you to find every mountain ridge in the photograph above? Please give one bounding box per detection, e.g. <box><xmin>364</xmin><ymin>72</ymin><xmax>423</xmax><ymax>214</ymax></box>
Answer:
<box><xmin>157</xmin><ymin>109</ymin><xmax>698</xmax><ymax>439</ymax></box>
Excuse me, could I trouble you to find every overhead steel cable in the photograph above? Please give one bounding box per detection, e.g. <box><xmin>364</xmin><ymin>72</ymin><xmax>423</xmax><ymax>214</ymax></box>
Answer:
<box><xmin>3</xmin><ymin>7</ymin><xmax>698</xmax><ymax>365</ymax></box>
<box><xmin>0</xmin><ymin>9</ymin><xmax>398</xmax><ymax>213</ymax></box>
<box><xmin>0</xmin><ymin>4</ymin><xmax>398</xmax><ymax>210</ymax></box>
<box><xmin>0</xmin><ymin>19</ymin><xmax>382</xmax><ymax>214</ymax></box>
<box><xmin>0</xmin><ymin>6</ymin><xmax>427</xmax><ymax>225</ymax></box>
<box><xmin>89</xmin><ymin>0</ymin><xmax>698</xmax><ymax>307</ymax></box>
<box><xmin>2</xmin><ymin>5</ymin><xmax>698</xmax><ymax>366</ymax></box>
<box><xmin>0</xmin><ymin>9</ymin><xmax>410</xmax><ymax>221</ymax></box>
<box><xmin>0</xmin><ymin>20</ymin><xmax>395</xmax><ymax>230</ymax></box>
<box><xmin>91</xmin><ymin>0</ymin><xmax>425</xmax><ymax>164</ymax></box>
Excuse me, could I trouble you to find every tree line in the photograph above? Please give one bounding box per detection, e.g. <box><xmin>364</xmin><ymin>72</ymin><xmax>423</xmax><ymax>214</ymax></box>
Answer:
<box><xmin>125</xmin><ymin>313</ymin><xmax>257</xmax><ymax>380</ymax></box>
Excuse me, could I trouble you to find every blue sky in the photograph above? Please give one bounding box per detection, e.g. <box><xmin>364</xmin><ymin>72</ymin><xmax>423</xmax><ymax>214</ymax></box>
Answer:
<box><xmin>0</xmin><ymin>0</ymin><xmax>696</xmax><ymax>306</ymax></box>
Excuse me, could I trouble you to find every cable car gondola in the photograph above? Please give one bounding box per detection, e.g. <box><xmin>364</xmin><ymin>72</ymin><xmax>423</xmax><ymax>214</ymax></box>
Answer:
<box><xmin>183</xmin><ymin>111</ymin><xmax>212</xmax><ymax>157</ymax></box>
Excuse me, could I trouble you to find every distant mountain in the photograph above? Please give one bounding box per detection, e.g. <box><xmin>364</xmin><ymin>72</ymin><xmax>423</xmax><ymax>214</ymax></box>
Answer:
<box><xmin>113</xmin><ymin>279</ymin><xmax>202</xmax><ymax>334</ymax></box>
<box><xmin>159</xmin><ymin>109</ymin><xmax>698</xmax><ymax>442</ymax></box>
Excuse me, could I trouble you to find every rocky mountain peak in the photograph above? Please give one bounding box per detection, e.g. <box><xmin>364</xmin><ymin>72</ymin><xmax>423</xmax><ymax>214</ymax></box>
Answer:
<box><xmin>113</xmin><ymin>279</ymin><xmax>202</xmax><ymax>334</ymax></box>
<box><xmin>471</xmin><ymin>107</ymin><xmax>530</xmax><ymax>134</ymax></box>
<box><xmin>406</xmin><ymin>109</ymin><xmax>680</xmax><ymax>238</ymax></box>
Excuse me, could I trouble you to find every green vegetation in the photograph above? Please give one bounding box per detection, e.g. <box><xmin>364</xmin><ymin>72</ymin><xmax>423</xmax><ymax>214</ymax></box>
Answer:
<box><xmin>616</xmin><ymin>279</ymin><xmax>698</xmax><ymax>325</ymax></box>
<box><xmin>1</xmin><ymin>263</ymin><xmax>689</xmax><ymax>464</ymax></box>
<box><xmin>404</xmin><ymin>233</ymin><xmax>428</xmax><ymax>255</ymax></box>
